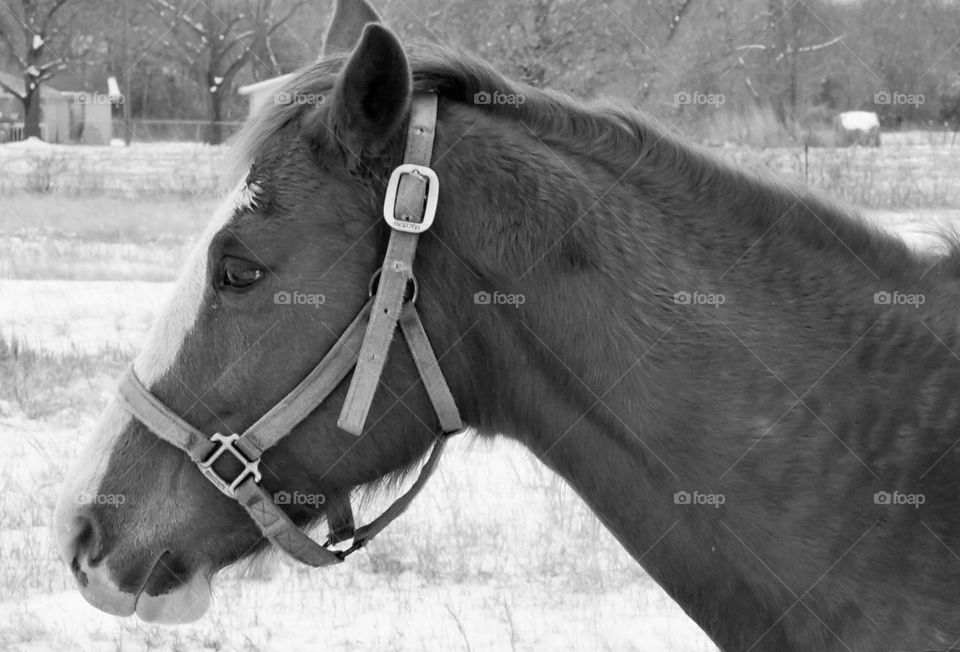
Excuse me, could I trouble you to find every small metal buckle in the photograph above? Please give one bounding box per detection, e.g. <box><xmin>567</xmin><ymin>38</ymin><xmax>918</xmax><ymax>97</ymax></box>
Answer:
<box><xmin>199</xmin><ymin>433</ymin><xmax>262</xmax><ymax>497</ymax></box>
<box><xmin>323</xmin><ymin>534</ymin><xmax>367</xmax><ymax>561</ymax></box>
<box><xmin>382</xmin><ymin>164</ymin><xmax>439</xmax><ymax>234</ymax></box>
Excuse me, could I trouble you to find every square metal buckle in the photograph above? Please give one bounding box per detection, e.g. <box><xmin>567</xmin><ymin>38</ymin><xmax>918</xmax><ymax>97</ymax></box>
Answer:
<box><xmin>382</xmin><ymin>164</ymin><xmax>439</xmax><ymax>234</ymax></box>
<box><xmin>199</xmin><ymin>433</ymin><xmax>262</xmax><ymax>497</ymax></box>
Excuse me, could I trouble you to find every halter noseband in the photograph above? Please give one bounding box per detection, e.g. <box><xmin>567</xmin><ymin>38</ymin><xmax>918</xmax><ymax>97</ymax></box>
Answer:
<box><xmin>117</xmin><ymin>93</ymin><xmax>463</xmax><ymax>566</ymax></box>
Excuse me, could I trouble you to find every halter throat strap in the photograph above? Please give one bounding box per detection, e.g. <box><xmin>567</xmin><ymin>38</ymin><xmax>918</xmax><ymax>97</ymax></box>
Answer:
<box><xmin>118</xmin><ymin>93</ymin><xmax>463</xmax><ymax>567</ymax></box>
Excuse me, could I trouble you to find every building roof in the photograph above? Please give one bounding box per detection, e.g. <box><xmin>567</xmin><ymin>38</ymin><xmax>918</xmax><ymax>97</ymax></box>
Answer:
<box><xmin>0</xmin><ymin>70</ymin><xmax>69</xmax><ymax>100</ymax></box>
<box><xmin>48</xmin><ymin>65</ymin><xmax>111</xmax><ymax>94</ymax></box>
<box><xmin>238</xmin><ymin>73</ymin><xmax>295</xmax><ymax>96</ymax></box>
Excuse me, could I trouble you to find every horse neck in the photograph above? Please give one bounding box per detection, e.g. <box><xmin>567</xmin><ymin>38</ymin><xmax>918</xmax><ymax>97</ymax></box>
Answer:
<box><xmin>418</xmin><ymin>103</ymin><xmax>957</xmax><ymax>649</ymax></box>
<box><xmin>415</xmin><ymin>106</ymin><xmax>751</xmax><ymax>640</ymax></box>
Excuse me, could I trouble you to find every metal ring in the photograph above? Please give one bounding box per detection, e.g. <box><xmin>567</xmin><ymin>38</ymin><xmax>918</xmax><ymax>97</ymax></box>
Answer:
<box><xmin>367</xmin><ymin>269</ymin><xmax>418</xmax><ymax>304</ymax></box>
<box><xmin>367</xmin><ymin>269</ymin><xmax>381</xmax><ymax>297</ymax></box>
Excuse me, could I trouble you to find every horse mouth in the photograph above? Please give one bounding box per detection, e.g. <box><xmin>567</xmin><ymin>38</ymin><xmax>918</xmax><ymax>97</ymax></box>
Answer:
<box><xmin>133</xmin><ymin>553</ymin><xmax>213</xmax><ymax>624</ymax></box>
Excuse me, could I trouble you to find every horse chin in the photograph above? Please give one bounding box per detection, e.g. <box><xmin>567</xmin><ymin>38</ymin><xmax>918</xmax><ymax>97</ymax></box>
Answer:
<box><xmin>134</xmin><ymin>570</ymin><xmax>212</xmax><ymax>624</ymax></box>
<box><xmin>77</xmin><ymin>571</ymin><xmax>137</xmax><ymax>618</ymax></box>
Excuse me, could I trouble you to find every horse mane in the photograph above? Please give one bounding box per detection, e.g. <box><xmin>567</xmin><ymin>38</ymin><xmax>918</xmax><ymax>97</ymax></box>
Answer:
<box><xmin>225</xmin><ymin>42</ymin><xmax>655</xmax><ymax>183</ymax></box>
<box><xmin>228</xmin><ymin>41</ymin><xmax>960</xmax><ymax>282</ymax></box>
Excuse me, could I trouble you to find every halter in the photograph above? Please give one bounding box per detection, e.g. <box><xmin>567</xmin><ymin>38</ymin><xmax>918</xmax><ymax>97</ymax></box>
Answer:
<box><xmin>117</xmin><ymin>93</ymin><xmax>463</xmax><ymax>566</ymax></box>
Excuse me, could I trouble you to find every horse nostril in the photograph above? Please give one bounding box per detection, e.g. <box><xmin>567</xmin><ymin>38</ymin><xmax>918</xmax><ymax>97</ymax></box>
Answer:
<box><xmin>65</xmin><ymin>511</ymin><xmax>106</xmax><ymax>573</ymax></box>
<box><xmin>70</xmin><ymin>554</ymin><xmax>89</xmax><ymax>588</ymax></box>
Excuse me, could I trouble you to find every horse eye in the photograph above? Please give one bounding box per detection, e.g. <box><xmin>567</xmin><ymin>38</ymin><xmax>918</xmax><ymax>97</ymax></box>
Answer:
<box><xmin>220</xmin><ymin>258</ymin><xmax>264</xmax><ymax>290</ymax></box>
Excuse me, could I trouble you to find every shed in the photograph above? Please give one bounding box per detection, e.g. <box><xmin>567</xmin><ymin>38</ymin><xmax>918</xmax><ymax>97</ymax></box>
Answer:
<box><xmin>834</xmin><ymin>111</ymin><xmax>881</xmax><ymax>147</ymax></box>
<box><xmin>0</xmin><ymin>70</ymin><xmax>70</xmax><ymax>143</ymax></box>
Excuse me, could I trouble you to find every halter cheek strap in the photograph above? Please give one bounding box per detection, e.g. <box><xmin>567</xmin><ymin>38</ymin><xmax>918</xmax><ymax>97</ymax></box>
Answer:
<box><xmin>117</xmin><ymin>93</ymin><xmax>464</xmax><ymax>567</ymax></box>
<box><xmin>339</xmin><ymin>90</ymin><xmax>443</xmax><ymax>435</ymax></box>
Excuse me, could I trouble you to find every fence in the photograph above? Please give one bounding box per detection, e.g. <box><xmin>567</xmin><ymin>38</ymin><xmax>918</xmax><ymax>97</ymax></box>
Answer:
<box><xmin>711</xmin><ymin>139</ymin><xmax>960</xmax><ymax>208</ymax></box>
<box><xmin>0</xmin><ymin>142</ymin><xmax>228</xmax><ymax>195</ymax></box>
<box><xmin>0</xmin><ymin>123</ymin><xmax>48</xmax><ymax>144</ymax></box>
<box><xmin>0</xmin><ymin>134</ymin><xmax>957</xmax><ymax>206</ymax></box>
<box><xmin>111</xmin><ymin>119</ymin><xmax>244</xmax><ymax>143</ymax></box>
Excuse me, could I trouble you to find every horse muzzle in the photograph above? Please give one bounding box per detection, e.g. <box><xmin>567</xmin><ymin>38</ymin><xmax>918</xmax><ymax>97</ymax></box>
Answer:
<box><xmin>54</xmin><ymin>496</ymin><xmax>212</xmax><ymax>624</ymax></box>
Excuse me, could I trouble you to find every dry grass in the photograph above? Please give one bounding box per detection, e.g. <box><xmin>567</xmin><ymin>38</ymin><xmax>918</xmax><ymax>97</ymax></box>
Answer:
<box><xmin>0</xmin><ymin>337</ymin><xmax>129</xmax><ymax>420</ymax></box>
<box><xmin>0</xmin><ymin>195</ymin><xmax>212</xmax><ymax>243</ymax></box>
<box><xmin>0</xmin><ymin>142</ymin><xmax>226</xmax><ymax>196</ymax></box>
<box><xmin>0</xmin><ymin>195</ymin><xmax>214</xmax><ymax>281</ymax></box>
<box><xmin>0</xmin><ymin>338</ymin><xmax>706</xmax><ymax>652</ymax></box>
<box><xmin>714</xmin><ymin>141</ymin><xmax>960</xmax><ymax>208</ymax></box>
<box><xmin>687</xmin><ymin>105</ymin><xmax>790</xmax><ymax>147</ymax></box>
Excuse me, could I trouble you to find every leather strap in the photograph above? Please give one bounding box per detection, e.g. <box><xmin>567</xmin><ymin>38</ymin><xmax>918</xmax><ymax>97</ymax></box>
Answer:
<box><xmin>399</xmin><ymin>303</ymin><xmax>462</xmax><ymax>435</ymax></box>
<box><xmin>237</xmin><ymin>300</ymin><xmax>372</xmax><ymax>458</ymax></box>
<box><xmin>121</xmin><ymin>369</ymin><xmax>343</xmax><ymax>566</ymax></box>
<box><xmin>118</xmin><ymin>299</ymin><xmax>373</xmax><ymax>465</ymax></box>
<box><xmin>118</xmin><ymin>302</ymin><xmax>375</xmax><ymax>567</ymax></box>
<box><xmin>234</xmin><ymin>477</ymin><xmax>343</xmax><ymax>566</ymax></box>
<box><xmin>323</xmin><ymin>490</ymin><xmax>356</xmax><ymax>544</ymax></box>
<box><xmin>338</xmin><ymin>93</ymin><xmax>439</xmax><ymax>436</ymax></box>
<box><xmin>118</xmin><ymin>368</ymin><xmax>215</xmax><ymax>463</ymax></box>
<box><xmin>342</xmin><ymin>433</ymin><xmax>448</xmax><ymax>552</ymax></box>
<box><xmin>116</xmin><ymin>92</ymin><xmax>461</xmax><ymax>569</ymax></box>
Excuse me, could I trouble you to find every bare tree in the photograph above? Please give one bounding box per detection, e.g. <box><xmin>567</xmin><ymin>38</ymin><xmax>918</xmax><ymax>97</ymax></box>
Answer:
<box><xmin>148</xmin><ymin>0</ymin><xmax>305</xmax><ymax>144</ymax></box>
<box><xmin>0</xmin><ymin>0</ymin><xmax>86</xmax><ymax>138</ymax></box>
<box><xmin>709</xmin><ymin>0</ymin><xmax>843</xmax><ymax>123</ymax></box>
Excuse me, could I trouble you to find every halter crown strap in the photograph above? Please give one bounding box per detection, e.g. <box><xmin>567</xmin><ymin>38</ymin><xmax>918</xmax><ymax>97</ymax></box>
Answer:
<box><xmin>338</xmin><ymin>93</ymin><xmax>441</xmax><ymax>436</ymax></box>
<box><xmin>116</xmin><ymin>92</ymin><xmax>463</xmax><ymax>568</ymax></box>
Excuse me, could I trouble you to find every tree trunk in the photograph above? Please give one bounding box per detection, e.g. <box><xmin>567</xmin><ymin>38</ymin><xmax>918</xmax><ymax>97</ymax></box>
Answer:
<box><xmin>23</xmin><ymin>86</ymin><xmax>42</xmax><ymax>139</ymax></box>
<box><xmin>207</xmin><ymin>90</ymin><xmax>223</xmax><ymax>145</ymax></box>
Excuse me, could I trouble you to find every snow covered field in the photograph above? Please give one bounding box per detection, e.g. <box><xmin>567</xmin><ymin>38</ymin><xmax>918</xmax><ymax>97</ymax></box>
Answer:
<box><xmin>0</xmin><ymin>193</ymin><xmax>719</xmax><ymax>650</ymax></box>
<box><xmin>0</xmin><ymin>417</ymin><xmax>716</xmax><ymax>651</ymax></box>
<box><xmin>2</xmin><ymin>140</ymin><xmax>960</xmax><ymax>651</ymax></box>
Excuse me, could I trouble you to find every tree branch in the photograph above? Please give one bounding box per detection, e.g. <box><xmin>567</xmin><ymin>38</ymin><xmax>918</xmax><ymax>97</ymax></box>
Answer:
<box><xmin>43</xmin><ymin>0</ymin><xmax>70</xmax><ymax>28</ymax></box>
<box><xmin>796</xmin><ymin>34</ymin><xmax>844</xmax><ymax>54</ymax></box>
<box><xmin>0</xmin><ymin>27</ymin><xmax>28</xmax><ymax>68</ymax></box>
<box><xmin>0</xmin><ymin>77</ymin><xmax>25</xmax><ymax>100</ymax></box>
<box><xmin>221</xmin><ymin>49</ymin><xmax>252</xmax><ymax>82</ymax></box>
<box><xmin>665</xmin><ymin>0</ymin><xmax>696</xmax><ymax>44</ymax></box>
<box><xmin>773</xmin><ymin>35</ymin><xmax>844</xmax><ymax>62</ymax></box>
<box><xmin>148</xmin><ymin>0</ymin><xmax>207</xmax><ymax>38</ymax></box>
<box><xmin>266</xmin><ymin>0</ymin><xmax>306</xmax><ymax>36</ymax></box>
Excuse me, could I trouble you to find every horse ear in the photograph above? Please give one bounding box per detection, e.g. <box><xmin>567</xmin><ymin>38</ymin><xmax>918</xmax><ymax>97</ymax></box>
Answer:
<box><xmin>328</xmin><ymin>24</ymin><xmax>411</xmax><ymax>160</ymax></box>
<box><xmin>322</xmin><ymin>0</ymin><xmax>381</xmax><ymax>57</ymax></box>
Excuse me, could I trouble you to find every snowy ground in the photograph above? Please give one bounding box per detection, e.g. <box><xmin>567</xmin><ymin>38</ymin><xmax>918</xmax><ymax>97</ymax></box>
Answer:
<box><xmin>0</xmin><ymin>417</ymin><xmax>715</xmax><ymax>652</ymax></box>
<box><xmin>2</xmin><ymin>184</ymin><xmax>959</xmax><ymax>650</ymax></box>
<box><xmin>0</xmin><ymin>194</ymin><xmax>722</xmax><ymax>650</ymax></box>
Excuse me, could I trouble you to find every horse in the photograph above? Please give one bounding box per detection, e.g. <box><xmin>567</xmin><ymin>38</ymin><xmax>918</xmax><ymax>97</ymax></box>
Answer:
<box><xmin>53</xmin><ymin>1</ymin><xmax>960</xmax><ymax>649</ymax></box>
